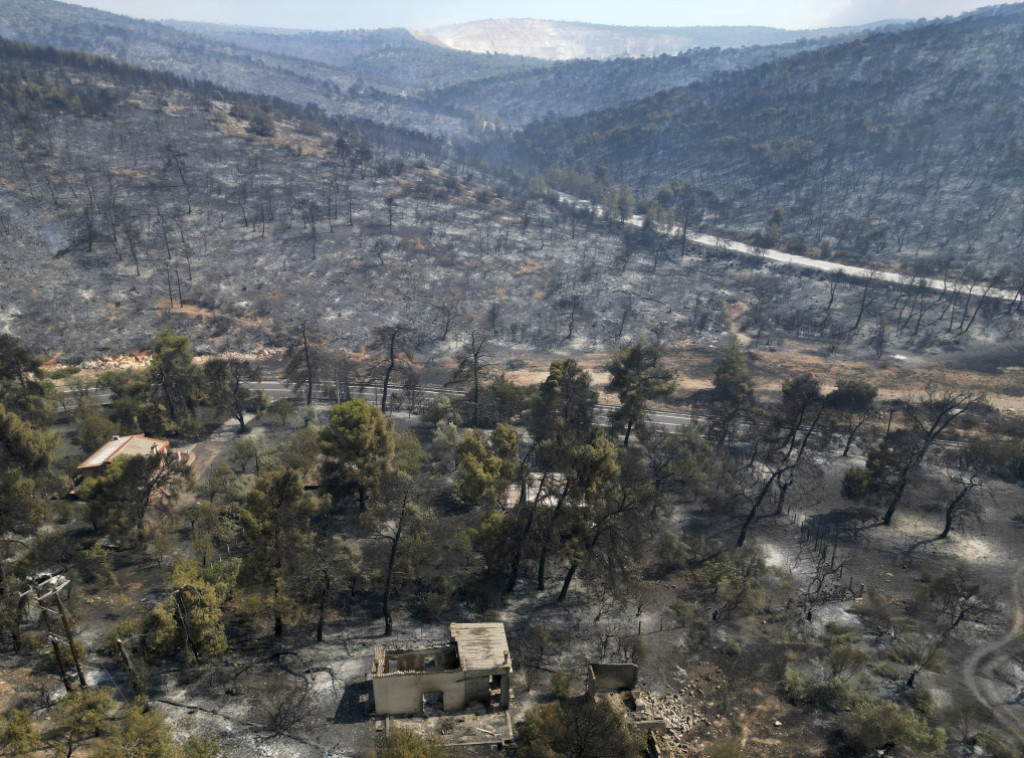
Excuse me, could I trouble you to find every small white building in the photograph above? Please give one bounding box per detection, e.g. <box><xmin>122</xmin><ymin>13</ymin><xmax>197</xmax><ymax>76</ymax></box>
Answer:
<box><xmin>76</xmin><ymin>435</ymin><xmax>169</xmax><ymax>476</ymax></box>
<box><xmin>504</xmin><ymin>472</ymin><xmax>566</xmax><ymax>510</ymax></box>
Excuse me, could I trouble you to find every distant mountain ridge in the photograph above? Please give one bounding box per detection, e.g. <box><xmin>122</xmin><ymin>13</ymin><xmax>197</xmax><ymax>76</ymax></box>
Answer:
<box><xmin>418</xmin><ymin>18</ymin><xmax>908</xmax><ymax>60</ymax></box>
<box><xmin>424</xmin><ymin>35</ymin><xmax>885</xmax><ymax>128</ymax></box>
<box><xmin>0</xmin><ymin>0</ymin><xmax>917</xmax><ymax>138</ymax></box>
<box><xmin>0</xmin><ymin>0</ymin><xmax>478</xmax><ymax>134</ymax></box>
<box><xmin>162</xmin><ymin>21</ymin><xmax>547</xmax><ymax>90</ymax></box>
<box><xmin>0</xmin><ymin>0</ymin><xmax>370</xmax><ymax>93</ymax></box>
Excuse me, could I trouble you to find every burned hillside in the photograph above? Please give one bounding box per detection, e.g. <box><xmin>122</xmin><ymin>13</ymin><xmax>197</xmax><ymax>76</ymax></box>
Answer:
<box><xmin>0</xmin><ymin>41</ymin><xmax>1020</xmax><ymax>369</ymax></box>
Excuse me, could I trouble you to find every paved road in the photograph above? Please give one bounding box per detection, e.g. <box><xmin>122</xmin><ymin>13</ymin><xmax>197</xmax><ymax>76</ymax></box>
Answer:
<box><xmin>556</xmin><ymin>192</ymin><xmax>1021</xmax><ymax>303</ymax></box>
<box><xmin>687</xmin><ymin>230</ymin><xmax>1020</xmax><ymax>302</ymax></box>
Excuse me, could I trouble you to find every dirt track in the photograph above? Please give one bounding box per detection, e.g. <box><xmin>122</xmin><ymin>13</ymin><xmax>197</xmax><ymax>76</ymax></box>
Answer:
<box><xmin>963</xmin><ymin>566</ymin><xmax>1024</xmax><ymax>742</ymax></box>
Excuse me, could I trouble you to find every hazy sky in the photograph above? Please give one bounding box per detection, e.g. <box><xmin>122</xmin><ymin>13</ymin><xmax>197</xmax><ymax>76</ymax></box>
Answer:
<box><xmin>63</xmin><ymin>0</ymin><xmax>997</xmax><ymax>31</ymax></box>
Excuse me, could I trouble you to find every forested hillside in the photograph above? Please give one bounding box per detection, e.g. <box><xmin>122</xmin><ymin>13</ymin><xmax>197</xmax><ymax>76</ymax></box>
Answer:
<box><xmin>1</xmin><ymin>2</ymin><xmax>1023</xmax><ymax>362</ymax></box>
<box><xmin>0</xmin><ymin>0</ymin><xmax>919</xmax><ymax>144</ymax></box>
<box><xmin>504</xmin><ymin>4</ymin><xmax>1024</xmax><ymax>278</ymax></box>
<box><xmin>425</xmin><ymin>35</ymin><xmax>886</xmax><ymax>128</ymax></box>
<box><xmin>0</xmin><ymin>0</ymin><xmax>474</xmax><ymax>135</ymax></box>
<box><xmin>168</xmin><ymin>16</ymin><xmax>912</xmax><ymax>133</ymax></box>
<box><xmin>0</xmin><ymin>39</ymin><xmax>728</xmax><ymax>360</ymax></box>
<box><xmin>164</xmin><ymin>22</ymin><xmax>547</xmax><ymax>90</ymax></box>
<box><xmin>5</xmin><ymin>36</ymin><xmax>1014</xmax><ymax>367</ymax></box>
<box><xmin>0</xmin><ymin>0</ymin><xmax>374</xmax><ymax>91</ymax></box>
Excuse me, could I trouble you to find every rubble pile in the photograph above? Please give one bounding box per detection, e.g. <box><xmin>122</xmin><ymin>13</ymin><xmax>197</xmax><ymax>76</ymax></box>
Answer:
<box><xmin>78</xmin><ymin>354</ymin><xmax>150</xmax><ymax>371</ymax></box>
<box><xmin>634</xmin><ymin>690</ymin><xmax>707</xmax><ymax>756</ymax></box>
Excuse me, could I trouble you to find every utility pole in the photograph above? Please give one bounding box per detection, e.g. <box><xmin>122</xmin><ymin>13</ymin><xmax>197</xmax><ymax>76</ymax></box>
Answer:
<box><xmin>54</xmin><ymin>591</ymin><xmax>88</xmax><ymax>689</ymax></box>
<box><xmin>23</xmin><ymin>573</ymin><xmax>87</xmax><ymax>692</ymax></box>
<box><xmin>33</xmin><ymin>583</ymin><xmax>70</xmax><ymax>691</ymax></box>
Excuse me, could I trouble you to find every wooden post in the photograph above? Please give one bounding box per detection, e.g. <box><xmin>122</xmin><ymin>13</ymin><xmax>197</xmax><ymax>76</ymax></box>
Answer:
<box><xmin>166</xmin><ymin>264</ymin><xmax>175</xmax><ymax>308</ymax></box>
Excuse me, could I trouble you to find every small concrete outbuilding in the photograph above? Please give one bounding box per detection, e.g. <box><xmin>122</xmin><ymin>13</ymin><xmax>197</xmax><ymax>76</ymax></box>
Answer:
<box><xmin>587</xmin><ymin>662</ymin><xmax>668</xmax><ymax>745</ymax></box>
<box><xmin>587</xmin><ymin>663</ymin><xmax>639</xmax><ymax>698</ymax></box>
<box><xmin>371</xmin><ymin>622</ymin><xmax>512</xmax><ymax>715</ymax></box>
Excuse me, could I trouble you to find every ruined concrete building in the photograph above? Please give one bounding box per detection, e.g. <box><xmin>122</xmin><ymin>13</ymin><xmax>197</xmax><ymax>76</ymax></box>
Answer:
<box><xmin>587</xmin><ymin>662</ymin><xmax>668</xmax><ymax>749</ymax></box>
<box><xmin>371</xmin><ymin>623</ymin><xmax>512</xmax><ymax>715</ymax></box>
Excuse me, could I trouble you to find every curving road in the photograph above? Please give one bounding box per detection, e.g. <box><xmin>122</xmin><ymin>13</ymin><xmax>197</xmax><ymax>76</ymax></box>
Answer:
<box><xmin>686</xmin><ymin>230</ymin><xmax>1020</xmax><ymax>303</ymax></box>
<box><xmin>962</xmin><ymin>567</ymin><xmax>1024</xmax><ymax>743</ymax></box>
<box><xmin>557</xmin><ymin>192</ymin><xmax>1021</xmax><ymax>303</ymax></box>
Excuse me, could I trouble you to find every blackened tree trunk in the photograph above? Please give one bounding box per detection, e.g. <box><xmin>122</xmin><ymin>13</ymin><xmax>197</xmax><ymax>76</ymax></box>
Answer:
<box><xmin>382</xmin><ymin>495</ymin><xmax>408</xmax><ymax>637</ymax></box>
<box><xmin>316</xmin><ymin>569</ymin><xmax>329</xmax><ymax>642</ymax></box>
<box><xmin>505</xmin><ymin>470</ymin><xmax>545</xmax><ymax>594</ymax></box>
<box><xmin>939</xmin><ymin>478</ymin><xmax>978</xmax><ymax>539</ymax></box>
<box><xmin>536</xmin><ymin>483</ymin><xmax>570</xmax><ymax>592</ymax></box>
<box><xmin>558</xmin><ymin>562</ymin><xmax>578</xmax><ymax>601</ymax></box>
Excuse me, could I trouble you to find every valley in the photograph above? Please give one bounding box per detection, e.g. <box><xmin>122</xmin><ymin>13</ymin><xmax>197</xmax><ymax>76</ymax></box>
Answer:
<box><xmin>0</xmin><ymin>3</ymin><xmax>1023</xmax><ymax>758</ymax></box>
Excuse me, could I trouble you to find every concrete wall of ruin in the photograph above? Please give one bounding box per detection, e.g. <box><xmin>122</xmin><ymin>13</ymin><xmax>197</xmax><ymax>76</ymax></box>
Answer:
<box><xmin>372</xmin><ymin>671</ymin><xmax>467</xmax><ymax>715</ymax></box>
<box><xmin>587</xmin><ymin>663</ymin><xmax>638</xmax><ymax>697</ymax></box>
<box><xmin>463</xmin><ymin>673</ymin><xmax>490</xmax><ymax>704</ymax></box>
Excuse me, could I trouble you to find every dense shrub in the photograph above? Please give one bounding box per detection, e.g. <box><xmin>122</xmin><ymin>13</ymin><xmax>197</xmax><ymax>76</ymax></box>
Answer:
<box><xmin>844</xmin><ymin>701</ymin><xmax>946</xmax><ymax>756</ymax></box>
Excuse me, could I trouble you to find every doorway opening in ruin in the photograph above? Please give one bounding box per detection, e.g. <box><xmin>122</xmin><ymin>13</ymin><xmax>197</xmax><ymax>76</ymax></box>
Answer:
<box><xmin>422</xmin><ymin>691</ymin><xmax>443</xmax><ymax>715</ymax></box>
